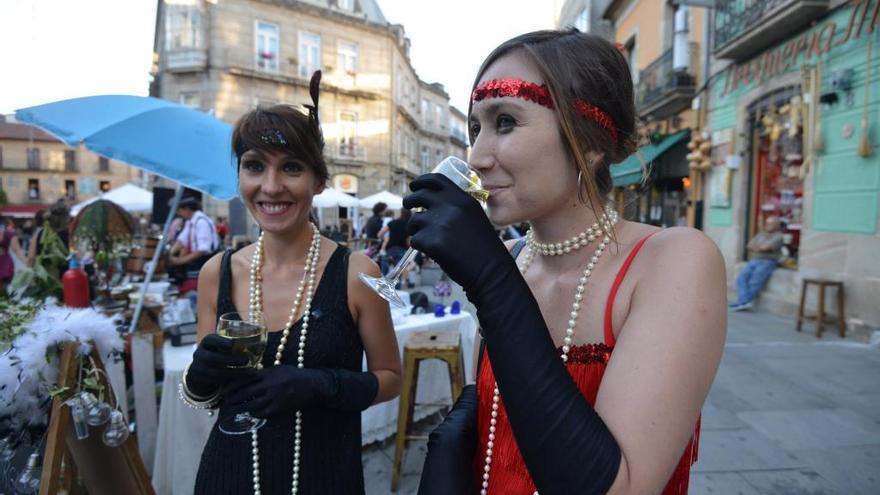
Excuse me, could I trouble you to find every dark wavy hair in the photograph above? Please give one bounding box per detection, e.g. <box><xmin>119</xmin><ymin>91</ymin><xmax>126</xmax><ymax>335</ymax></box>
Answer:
<box><xmin>468</xmin><ymin>29</ymin><xmax>638</xmax><ymax>215</ymax></box>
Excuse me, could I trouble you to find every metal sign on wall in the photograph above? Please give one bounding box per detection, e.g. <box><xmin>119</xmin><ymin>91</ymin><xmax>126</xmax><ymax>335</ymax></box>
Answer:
<box><xmin>333</xmin><ymin>174</ymin><xmax>358</xmax><ymax>193</ymax></box>
<box><xmin>722</xmin><ymin>0</ymin><xmax>879</xmax><ymax>96</ymax></box>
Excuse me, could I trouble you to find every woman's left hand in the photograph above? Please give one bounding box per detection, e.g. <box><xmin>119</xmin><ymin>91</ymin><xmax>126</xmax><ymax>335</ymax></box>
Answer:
<box><xmin>223</xmin><ymin>366</ymin><xmax>333</xmax><ymax>418</ymax></box>
<box><xmin>403</xmin><ymin>173</ymin><xmax>511</xmax><ymax>294</ymax></box>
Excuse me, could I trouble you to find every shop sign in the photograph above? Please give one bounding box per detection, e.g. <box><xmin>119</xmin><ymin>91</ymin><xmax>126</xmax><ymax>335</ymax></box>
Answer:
<box><xmin>333</xmin><ymin>174</ymin><xmax>358</xmax><ymax>193</ymax></box>
<box><xmin>723</xmin><ymin>0</ymin><xmax>880</xmax><ymax>96</ymax></box>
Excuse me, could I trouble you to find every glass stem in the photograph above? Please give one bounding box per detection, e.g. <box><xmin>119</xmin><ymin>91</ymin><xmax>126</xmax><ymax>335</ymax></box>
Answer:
<box><xmin>385</xmin><ymin>248</ymin><xmax>418</xmax><ymax>285</ymax></box>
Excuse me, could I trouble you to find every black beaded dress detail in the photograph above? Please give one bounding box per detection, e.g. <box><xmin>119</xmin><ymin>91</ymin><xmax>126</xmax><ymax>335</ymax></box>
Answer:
<box><xmin>194</xmin><ymin>245</ymin><xmax>366</xmax><ymax>494</ymax></box>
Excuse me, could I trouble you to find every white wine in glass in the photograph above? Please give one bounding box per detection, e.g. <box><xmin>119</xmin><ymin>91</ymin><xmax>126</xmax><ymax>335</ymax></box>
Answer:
<box><xmin>358</xmin><ymin>156</ymin><xmax>489</xmax><ymax>307</ymax></box>
<box><xmin>216</xmin><ymin>311</ymin><xmax>268</xmax><ymax>435</ymax></box>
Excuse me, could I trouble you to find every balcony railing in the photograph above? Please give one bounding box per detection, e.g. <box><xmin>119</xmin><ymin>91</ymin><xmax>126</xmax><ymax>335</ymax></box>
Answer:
<box><xmin>335</xmin><ymin>143</ymin><xmax>367</xmax><ymax>162</ymax></box>
<box><xmin>714</xmin><ymin>0</ymin><xmax>829</xmax><ymax>60</ymax></box>
<box><xmin>165</xmin><ymin>49</ymin><xmax>207</xmax><ymax>72</ymax></box>
<box><xmin>637</xmin><ymin>46</ymin><xmax>696</xmax><ymax>120</ymax></box>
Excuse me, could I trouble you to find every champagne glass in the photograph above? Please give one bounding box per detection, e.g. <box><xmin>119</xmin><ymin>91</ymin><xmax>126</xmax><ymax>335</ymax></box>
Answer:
<box><xmin>358</xmin><ymin>156</ymin><xmax>489</xmax><ymax>307</ymax></box>
<box><xmin>216</xmin><ymin>311</ymin><xmax>269</xmax><ymax>435</ymax></box>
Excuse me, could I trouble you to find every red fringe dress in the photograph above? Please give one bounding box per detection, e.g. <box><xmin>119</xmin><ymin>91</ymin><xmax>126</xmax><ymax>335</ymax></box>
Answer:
<box><xmin>474</xmin><ymin>233</ymin><xmax>701</xmax><ymax>494</ymax></box>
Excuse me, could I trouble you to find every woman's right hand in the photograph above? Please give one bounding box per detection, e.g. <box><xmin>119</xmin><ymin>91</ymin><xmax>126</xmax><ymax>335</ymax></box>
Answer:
<box><xmin>403</xmin><ymin>173</ymin><xmax>513</xmax><ymax>295</ymax></box>
<box><xmin>186</xmin><ymin>334</ymin><xmax>256</xmax><ymax>397</ymax></box>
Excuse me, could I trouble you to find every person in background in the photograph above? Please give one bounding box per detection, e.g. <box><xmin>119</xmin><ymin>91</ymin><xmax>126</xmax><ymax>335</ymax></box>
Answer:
<box><xmin>168</xmin><ymin>196</ymin><xmax>218</xmax><ymax>294</ymax></box>
<box><xmin>18</xmin><ymin>218</ymin><xmax>34</xmax><ymax>254</ymax></box>
<box><xmin>215</xmin><ymin>216</ymin><xmax>230</xmax><ymax>247</ymax></box>
<box><xmin>26</xmin><ymin>210</ymin><xmax>46</xmax><ymax>267</ymax></box>
<box><xmin>730</xmin><ymin>216</ymin><xmax>783</xmax><ymax>311</ymax></box>
<box><xmin>378</xmin><ymin>208</ymin><xmax>411</xmax><ymax>278</ymax></box>
<box><xmin>364</xmin><ymin>202</ymin><xmax>387</xmax><ymax>245</ymax></box>
<box><xmin>0</xmin><ymin>217</ymin><xmax>25</xmax><ymax>290</ymax></box>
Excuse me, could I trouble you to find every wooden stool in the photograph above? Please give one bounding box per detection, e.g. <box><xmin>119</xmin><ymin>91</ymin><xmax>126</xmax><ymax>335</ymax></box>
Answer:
<box><xmin>796</xmin><ymin>279</ymin><xmax>846</xmax><ymax>338</ymax></box>
<box><xmin>391</xmin><ymin>330</ymin><xmax>465</xmax><ymax>491</ymax></box>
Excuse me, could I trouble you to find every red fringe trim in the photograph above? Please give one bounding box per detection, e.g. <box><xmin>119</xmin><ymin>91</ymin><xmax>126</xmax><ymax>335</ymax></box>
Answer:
<box><xmin>474</xmin><ymin>348</ymin><xmax>700</xmax><ymax>494</ymax></box>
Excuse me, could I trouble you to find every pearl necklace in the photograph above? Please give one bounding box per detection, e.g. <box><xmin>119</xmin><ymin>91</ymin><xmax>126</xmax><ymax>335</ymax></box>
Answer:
<box><xmin>525</xmin><ymin>205</ymin><xmax>617</xmax><ymax>256</ymax></box>
<box><xmin>480</xmin><ymin>211</ymin><xmax>619</xmax><ymax>495</ymax></box>
<box><xmin>248</xmin><ymin>224</ymin><xmax>321</xmax><ymax>495</ymax></box>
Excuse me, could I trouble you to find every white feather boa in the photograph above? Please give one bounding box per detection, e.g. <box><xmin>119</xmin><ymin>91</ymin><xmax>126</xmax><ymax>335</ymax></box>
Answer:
<box><xmin>0</xmin><ymin>302</ymin><xmax>123</xmax><ymax>429</ymax></box>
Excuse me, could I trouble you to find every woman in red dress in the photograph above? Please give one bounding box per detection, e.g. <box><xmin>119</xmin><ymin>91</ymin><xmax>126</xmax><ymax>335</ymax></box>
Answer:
<box><xmin>409</xmin><ymin>30</ymin><xmax>727</xmax><ymax>494</ymax></box>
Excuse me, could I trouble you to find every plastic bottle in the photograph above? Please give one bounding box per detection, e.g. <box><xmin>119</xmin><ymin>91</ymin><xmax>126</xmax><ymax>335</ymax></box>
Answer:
<box><xmin>62</xmin><ymin>254</ymin><xmax>90</xmax><ymax>308</ymax></box>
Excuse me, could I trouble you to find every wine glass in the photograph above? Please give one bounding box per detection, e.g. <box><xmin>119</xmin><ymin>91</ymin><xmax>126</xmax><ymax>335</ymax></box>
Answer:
<box><xmin>215</xmin><ymin>311</ymin><xmax>269</xmax><ymax>435</ymax></box>
<box><xmin>358</xmin><ymin>156</ymin><xmax>489</xmax><ymax>307</ymax></box>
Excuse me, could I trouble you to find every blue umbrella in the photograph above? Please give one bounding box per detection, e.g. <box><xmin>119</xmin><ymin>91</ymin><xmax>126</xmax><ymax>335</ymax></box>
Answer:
<box><xmin>16</xmin><ymin>95</ymin><xmax>238</xmax><ymax>199</ymax></box>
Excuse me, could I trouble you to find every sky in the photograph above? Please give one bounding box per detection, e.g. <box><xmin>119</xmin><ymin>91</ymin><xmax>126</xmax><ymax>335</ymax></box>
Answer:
<box><xmin>0</xmin><ymin>0</ymin><xmax>561</xmax><ymax>115</ymax></box>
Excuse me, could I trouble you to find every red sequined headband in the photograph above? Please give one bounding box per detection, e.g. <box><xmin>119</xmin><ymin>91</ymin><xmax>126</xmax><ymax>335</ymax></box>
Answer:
<box><xmin>472</xmin><ymin>79</ymin><xmax>619</xmax><ymax>143</ymax></box>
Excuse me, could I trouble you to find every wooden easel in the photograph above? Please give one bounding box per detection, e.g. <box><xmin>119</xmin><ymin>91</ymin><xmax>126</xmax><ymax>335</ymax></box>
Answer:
<box><xmin>39</xmin><ymin>342</ymin><xmax>154</xmax><ymax>495</ymax></box>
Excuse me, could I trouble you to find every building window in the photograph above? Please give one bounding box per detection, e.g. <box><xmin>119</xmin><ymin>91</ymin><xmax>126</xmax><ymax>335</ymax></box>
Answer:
<box><xmin>26</xmin><ymin>148</ymin><xmax>41</xmax><ymax>170</ymax></box>
<box><xmin>338</xmin><ymin>112</ymin><xmax>358</xmax><ymax>157</ymax></box>
<box><xmin>28</xmin><ymin>179</ymin><xmax>40</xmax><ymax>200</ymax></box>
<box><xmin>422</xmin><ymin>99</ymin><xmax>433</xmax><ymax>126</ymax></box>
<box><xmin>421</xmin><ymin>146</ymin><xmax>431</xmax><ymax>172</ymax></box>
<box><xmin>65</xmin><ymin>180</ymin><xmax>76</xmax><ymax>200</ymax></box>
<box><xmin>575</xmin><ymin>8</ymin><xmax>589</xmax><ymax>32</ymax></box>
<box><xmin>180</xmin><ymin>92</ymin><xmax>200</xmax><ymax>109</ymax></box>
<box><xmin>436</xmin><ymin>106</ymin><xmax>444</xmax><ymax>129</ymax></box>
<box><xmin>435</xmin><ymin>149</ymin><xmax>443</xmax><ymax>165</ymax></box>
<box><xmin>338</xmin><ymin>0</ymin><xmax>354</xmax><ymax>10</ymax></box>
<box><xmin>100</xmin><ymin>180</ymin><xmax>111</xmax><ymax>192</ymax></box>
<box><xmin>624</xmin><ymin>37</ymin><xmax>638</xmax><ymax>84</ymax></box>
<box><xmin>298</xmin><ymin>31</ymin><xmax>321</xmax><ymax>78</ymax></box>
<box><xmin>165</xmin><ymin>5</ymin><xmax>201</xmax><ymax>50</ymax></box>
<box><xmin>255</xmin><ymin>21</ymin><xmax>280</xmax><ymax>72</ymax></box>
<box><xmin>64</xmin><ymin>150</ymin><xmax>76</xmax><ymax>172</ymax></box>
<box><xmin>99</xmin><ymin>156</ymin><xmax>110</xmax><ymax>172</ymax></box>
<box><xmin>337</xmin><ymin>41</ymin><xmax>358</xmax><ymax>77</ymax></box>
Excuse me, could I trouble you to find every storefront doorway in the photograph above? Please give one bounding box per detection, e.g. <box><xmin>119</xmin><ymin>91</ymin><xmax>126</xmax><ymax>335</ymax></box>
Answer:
<box><xmin>744</xmin><ymin>86</ymin><xmax>804</xmax><ymax>268</ymax></box>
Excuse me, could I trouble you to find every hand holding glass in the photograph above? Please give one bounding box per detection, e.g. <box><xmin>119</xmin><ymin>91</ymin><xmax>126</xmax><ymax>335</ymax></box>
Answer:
<box><xmin>216</xmin><ymin>311</ymin><xmax>268</xmax><ymax>435</ymax></box>
<box><xmin>358</xmin><ymin>156</ymin><xmax>489</xmax><ymax>307</ymax></box>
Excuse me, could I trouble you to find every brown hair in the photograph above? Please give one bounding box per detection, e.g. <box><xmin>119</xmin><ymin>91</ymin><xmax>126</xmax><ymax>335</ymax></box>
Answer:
<box><xmin>468</xmin><ymin>29</ymin><xmax>638</xmax><ymax>218</ymax></box>
<box><xmin>231</xmin><ymin>71</ymin><xmax>329</xmax><ymax>185</ymax></box>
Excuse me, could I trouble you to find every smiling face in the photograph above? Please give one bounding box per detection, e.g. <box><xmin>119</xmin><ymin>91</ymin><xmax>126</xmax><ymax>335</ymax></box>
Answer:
<box><xmin>238</xmin><ymin>149</ymin><xmax>324</xmax><ymax>234</ymax></box>
<box><xmin>468</xmin><ymin>51</ymin><xmax>578</xmax><ymax>226</ymax></box>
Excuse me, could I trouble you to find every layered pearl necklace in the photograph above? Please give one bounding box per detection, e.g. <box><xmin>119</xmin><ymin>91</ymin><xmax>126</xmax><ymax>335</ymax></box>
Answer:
<box><xmin>480</xmin><ymin>210</ymin><xmax>619</xmax><ymax>495</ymax></box>
<box><xmin>248</xmin><ymin>224</ymin><xmax>321</xmax><ymax>495</ymax></box>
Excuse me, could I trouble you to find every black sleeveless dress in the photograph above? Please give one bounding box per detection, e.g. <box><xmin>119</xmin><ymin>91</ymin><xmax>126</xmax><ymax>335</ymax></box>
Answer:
<box><xmin>194</xmin><ymin>245</ymin><xmax>366</xmax><ymax>494</ymax></box>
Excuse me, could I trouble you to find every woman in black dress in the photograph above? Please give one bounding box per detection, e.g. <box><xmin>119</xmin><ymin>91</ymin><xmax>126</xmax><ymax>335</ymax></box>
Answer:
<box><xmin>180</xmin><ymin>72</ymin><xmax>402</xmax><ymax>494</ymax></box>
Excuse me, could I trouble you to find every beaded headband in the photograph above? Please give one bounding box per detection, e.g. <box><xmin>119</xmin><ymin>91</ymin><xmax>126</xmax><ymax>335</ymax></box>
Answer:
<box><xmin>234</xmin><ymin>70</ymin><xmax>324</xmax><ymax>159</ymax></box>
<box><xmin>472</xmin><ymin>78</ymin><xmax>619</xmax><ymax>143</ymax></box>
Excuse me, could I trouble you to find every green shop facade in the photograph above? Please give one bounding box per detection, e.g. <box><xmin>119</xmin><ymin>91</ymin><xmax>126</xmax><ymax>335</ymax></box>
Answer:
<box><xmin>703</xmin><ymin>0</ymin><xmax>880</xmax><ymax>329</ymax></box>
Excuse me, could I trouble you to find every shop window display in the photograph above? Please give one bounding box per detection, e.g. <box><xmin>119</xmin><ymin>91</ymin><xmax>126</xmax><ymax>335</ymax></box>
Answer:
<box><xmin>751</xmin><ymin>100</ymin><xmax>804</xmax><ymax>268</ymax></box>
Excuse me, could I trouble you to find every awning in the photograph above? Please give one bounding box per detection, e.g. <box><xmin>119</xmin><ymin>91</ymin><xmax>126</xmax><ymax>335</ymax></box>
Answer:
<box><xmin>610</xmin><ymin>130</ymin><xmax>690</xmax><ymax>187</ymax></box>
<box><xmin>0</xmin><ymin>204</ymin><xmax>48</xmax><ymax>218</ymax></box>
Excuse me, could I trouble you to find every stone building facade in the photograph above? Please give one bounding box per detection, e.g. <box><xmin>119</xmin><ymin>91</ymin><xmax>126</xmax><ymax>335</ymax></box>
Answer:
<box><xmin>152</xmin><ymin>0</ymin><xmax>468</xmax><ymax>228</ymax></box>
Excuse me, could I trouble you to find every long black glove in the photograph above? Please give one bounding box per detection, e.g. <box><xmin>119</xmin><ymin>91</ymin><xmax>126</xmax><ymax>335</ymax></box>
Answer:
<box><xmin>223</xmin><ymin>365</ymin><xmax>378</xmax><ymax>418</ymax></box>
<box><xmin>186</xmin><ymin>334</ymin><xmax>256</xmax><ymax>397</ymax></box>
<box><xmin>405</xmin><ymin>174</ymin><xmax>621</xmax><ymax>495</ymax></box>
<box><xmin>417</xmin><ymin>384</ymin><xmax>478</xmax><ymax>495</ymax></box>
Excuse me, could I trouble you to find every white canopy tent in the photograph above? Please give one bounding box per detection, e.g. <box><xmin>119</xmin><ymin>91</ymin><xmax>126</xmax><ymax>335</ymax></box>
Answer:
<box><xmin>70</xmin><ymin>183</ymin><xmax>153</xmax><ymax>216</ymax></box>
<box><xmin>312</xmin><ymin>187</ymin><xmax>361</xmax><ymax>208</ymax></box>
<box><xmin>359</xmin><ymin>190</ymin><xmax>404</xmax><ymax>210</ymax></box>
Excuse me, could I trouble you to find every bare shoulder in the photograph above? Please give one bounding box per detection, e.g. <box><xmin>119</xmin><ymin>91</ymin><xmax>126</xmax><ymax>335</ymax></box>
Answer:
<box><xmin>348</xmin><ymin>250</ymin><xmax>381</xmax><ymax>278</ymax></box>
<box><xmin>641</xmin><ymin>226</ymin><xmax>724</xmax><ymax>274</ymax></box>
<box><xmin>198</xmin><ymin>250</ymin><xmax>226</xmax><ymax>286</ymax></box>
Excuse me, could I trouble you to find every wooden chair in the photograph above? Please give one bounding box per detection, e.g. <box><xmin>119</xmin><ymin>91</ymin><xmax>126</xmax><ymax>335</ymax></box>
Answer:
<box><xmin>391</xmin><ymin>330</ymin><xmax>465</xmax><ymax>491</ymax></box>
<box><xmin>796</xmin><ymin>279</ymin><xmax>846</xmax><ymax>338</ymax></box>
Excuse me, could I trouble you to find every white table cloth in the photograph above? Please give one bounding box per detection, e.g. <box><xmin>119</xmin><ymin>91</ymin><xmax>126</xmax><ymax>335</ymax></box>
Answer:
<box><xmin>151</xmin><ymin>310</ymin><xmax>477</xmax><ymax>494</ymax></box>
